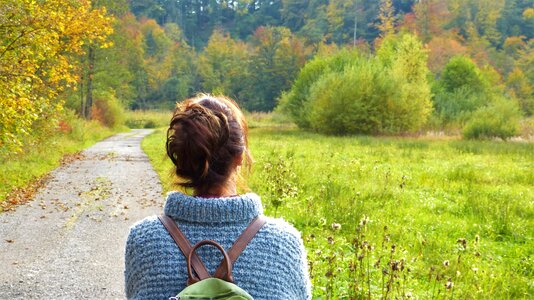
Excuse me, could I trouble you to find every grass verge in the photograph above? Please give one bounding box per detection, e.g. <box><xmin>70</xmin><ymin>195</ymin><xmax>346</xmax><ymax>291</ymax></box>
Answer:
<box><xmin>0</xmin><ymin>119</ymin><xmax>125</xmax><ymax>211</ymax></box>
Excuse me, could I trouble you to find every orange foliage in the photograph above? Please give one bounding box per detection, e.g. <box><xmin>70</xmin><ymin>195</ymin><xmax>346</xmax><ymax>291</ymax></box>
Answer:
<box><xmin>427</xmin><ymin>37</ymin><xmax>468</xmax><ymax>73</ymax></box>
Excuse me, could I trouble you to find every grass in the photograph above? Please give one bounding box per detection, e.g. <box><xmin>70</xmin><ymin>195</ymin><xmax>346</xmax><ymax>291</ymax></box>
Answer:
<box><xmin>124</xmin><ymin>109</ymin><xmax>172</xmax><ymax>129</ymax></box>
<box><xmin>142</xmin><ymin>118</ymin><xmax>533</xmax><ymax>298</ymax></box>
<box><xmin>0</xmin><ymin>117</ymin><xmax>123</xmax><ymax>209</ymax></box>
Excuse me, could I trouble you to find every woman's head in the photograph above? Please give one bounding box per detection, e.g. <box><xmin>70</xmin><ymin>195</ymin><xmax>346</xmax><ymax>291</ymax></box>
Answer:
<box><xmin>166</xmin><ymin>95</ymin><xmax>251</xmax><ymax>195</ymax></box>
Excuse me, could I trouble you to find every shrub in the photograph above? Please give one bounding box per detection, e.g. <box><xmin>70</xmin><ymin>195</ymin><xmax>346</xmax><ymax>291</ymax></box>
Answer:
<box><xmin>433</xmin><ymin>87</ymin><xmax>488</xmax><ymax>123</ymax></box>
<box><xmin>433</xmin><ymin>56</ymin><xmax>491</xmax><ymax>123</ymax></box>
<box><xmin>278</xmin><ymin>49</ymin><xmax>361</xmax><ymax>128</ymax></box>
<box><xmin>91</xmin><ymin>91</ymin><xmax>125</xmax><ymax>128</ymax></box>
<box><xmin>438</xmin><ymin>56</ymin><xmax>487</xmax><ymax>94</ymax></box>
<box><xmin>282</xmin><ymin>33</ymin><xmax>432</xmax><ymax>135</ymax></box>
<box><xmin>308</xmin><ymin>59</ymin><xmax>392</xmax><ymax>134</ymax></box>
<box><xmin>462</xmin><ymin>98</ymin><xmax>521</xmax><ymax>140</ymax></box>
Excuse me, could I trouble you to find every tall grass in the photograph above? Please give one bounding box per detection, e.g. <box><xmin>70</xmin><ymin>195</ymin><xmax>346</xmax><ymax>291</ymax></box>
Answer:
<box><xmin>124</xmin><ymin>110</ymin><xmax>171</xmax><ymax>129</ymax></box>
<box><xmin>142</xmin><ymin>120</ymin><xmax>533</xmax><ymax>298</ymax></box>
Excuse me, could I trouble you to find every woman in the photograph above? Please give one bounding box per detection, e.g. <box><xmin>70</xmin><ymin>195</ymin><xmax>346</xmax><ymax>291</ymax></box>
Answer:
<box><xmin>125</xmin><ymin>95</ymin><xmax>311</xmax><ymax>299</ymax></box>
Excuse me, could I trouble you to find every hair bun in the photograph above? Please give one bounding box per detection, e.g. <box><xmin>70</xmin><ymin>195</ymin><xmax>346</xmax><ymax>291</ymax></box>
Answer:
<box><xmin>166</xmin><ymin>96</ymin><xmax>250</xmax><ymax>193</ymax></box>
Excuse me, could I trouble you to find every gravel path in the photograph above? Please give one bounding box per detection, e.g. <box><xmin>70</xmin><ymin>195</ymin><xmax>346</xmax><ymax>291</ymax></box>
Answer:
<box><xmin>0</xmin><ymin>129</ymin><xmax>163</xmax><ymax>299</ymax></box>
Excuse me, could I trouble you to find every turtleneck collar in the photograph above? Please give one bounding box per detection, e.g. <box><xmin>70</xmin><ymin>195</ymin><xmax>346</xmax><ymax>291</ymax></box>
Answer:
<box><xmin>163</xmin><ymin>192</ymin><xmax>264</xmax><ymax>223</ymax></box>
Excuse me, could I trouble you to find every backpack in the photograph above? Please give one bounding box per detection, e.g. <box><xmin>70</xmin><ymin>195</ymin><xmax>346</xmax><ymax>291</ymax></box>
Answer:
<box><xmin>158</xmin><ymin>215</ymin><xmax>266</xmax><ymax>300</ymax></box>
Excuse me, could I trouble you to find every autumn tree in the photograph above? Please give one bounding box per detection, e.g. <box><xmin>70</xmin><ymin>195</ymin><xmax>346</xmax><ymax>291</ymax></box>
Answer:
<box><xmin>377</xmin><ymin>0</ymin><xmax>396</xmax><ymax>37</ymax></box>
<box><xmin>198</xmin><ymin>30</ymin><xmax>250</xmax><ymax>99</ymax></box>
<box><xmin>243</xmin><ymin>26</ymin><xmax>309</xmax><ymax>111</ymax></box>
<box><xmin>0</xmin><ymin>0</ymin><xmax>113</xmax><ymax>152</ymax></box>
<box><xmin>507</xmin><ymin>67</ymin><xmax>534</xmax><ymax>115</ymax></box>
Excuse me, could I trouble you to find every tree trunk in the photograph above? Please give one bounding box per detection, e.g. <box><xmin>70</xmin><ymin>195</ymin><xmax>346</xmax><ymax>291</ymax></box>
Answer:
<box><xmin>85</xmin><ymin>46</ymin><xmax>95</xmax><ymax>119</ymax></box>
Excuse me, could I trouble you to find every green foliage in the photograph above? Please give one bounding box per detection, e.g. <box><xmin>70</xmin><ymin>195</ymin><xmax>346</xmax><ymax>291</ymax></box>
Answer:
<box><xmin>433</xmin><ymin>56</ymin><xmax>491</xmax><ymax>123</ymax></box>
<box><xmin>0</xmin><ymin>109</ymin><xmax>120</xmax><ymax>204</ymax></box>
<box><xmin>307</xmin><ymin>59</ymin><xmax>391</xmax><ymax>134</ymax></box>
<box><xmin>198</xmin><ymin>30</ymin><xmax>250</xmax><ymax>101</ymax></box>
<box><xmin>283</xmin><ymin>34</ymin><xmax>432</xmax><ymax>135</ymax></box>
<box><xmin>439</xmin><ymin>56</ymin><xmax>487</xmax><ymax>94</ymax></box>
<box><xmin>433</xmin><ymin>87</ymin><xmax>488</xmax><ymax>123</ymax></box>
<box><xmin>262</xmin><ymin>153</ymin><xmax>299</xmax><ymax>217</ymax></box>
<box><xmin>91</xmin><ymin>92</ymin><xmax>125</xmax><ymax>128</ymax></box>
<box><xmin>462</xmin><ymin>98</ymin><xmax>522</xmax><ymax>140</ymax></box>
<box><xmin>241</xmin><ymin>26</ymin><xmax>310</xmax><ymax>111</ymax></box>
<box><xmin>279</xmin><ymin>49</ymin><xmax>359</xmax><ymax>128</ymax></box>
<box><xmin>124</xmin><ymin>110</ymin><xmax>171</xmax><ymax>129</ymax></box>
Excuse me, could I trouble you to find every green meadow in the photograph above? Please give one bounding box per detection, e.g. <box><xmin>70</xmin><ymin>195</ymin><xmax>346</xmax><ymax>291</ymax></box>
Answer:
<box><xmin>142</xmin><ymin>125</ymin><xmax>533</xmax><ymax>299</ymax></box>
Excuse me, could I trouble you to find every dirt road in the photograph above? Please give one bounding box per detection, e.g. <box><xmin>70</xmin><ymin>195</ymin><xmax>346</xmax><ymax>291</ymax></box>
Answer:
<box><xmin>0</xmin><ymin>129</ymin><xmax>163</xmax><ymax>299</ymax></box>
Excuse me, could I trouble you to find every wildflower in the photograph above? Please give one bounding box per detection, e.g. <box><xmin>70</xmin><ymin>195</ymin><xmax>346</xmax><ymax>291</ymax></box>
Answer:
<box><xmin>443</xmin><ymin>260</ymin><xmax>450</xmax><ymax>267</ymax></box>
<box><xmin>391</xmin><ymin>244</ymin><xmax>396</xmax><ymax>253</ymax></box>
<box><xmin>457</xmin><ymin>238</ymin><xmax>467</xmax><ymax>249</ymax></box>
<box><xmin>359</xmin><ymin>215</ymin><xmax>369</xmax><ymax>227</ymax></box>
<box><xmin>358</xmin><ymin>253</ymin><xmax>365</xmax><ymax>261</ymax></box>
<box><xmin>445</xmin><ymin>278</ymin><xmax>454</xmax><ymax>290</ymax></box>
<box><xmin>472</xmin><ymin>267</ymin><xmax>478</xmax><ymax>273</ymax></box>
<box><xmin>456</xmin><ymin>270</ymin><xmax>461</xmax><ymax>277</ymax></box>
<box><xmin>405</xmin><ymin>292</ymin><xmax>412</xmax><ymax>298</ymax></box>
<box><xmin>327</xmin><ymin>236</ymin><xmax>334</xmax><ymax>245</ymax></box>
<box><xmin>390</xmin><ymin>260</ymin><xmax>400</xmax><ymax>271</ymax></box>
<box><xmin>331</xmin><ymin>223</ymin><xmax>341</xmax><ymax>230</ymax></box>
<box><xmin>374</xmin><ymin>258</ymin><xmax>381</xmax><ymax>268</ymax></box>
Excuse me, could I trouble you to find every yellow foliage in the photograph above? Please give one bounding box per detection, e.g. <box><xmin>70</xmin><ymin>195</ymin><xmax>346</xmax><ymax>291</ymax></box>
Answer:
<box><xmin>0</xmin><ymin>0</ymin><xmax>113</xmax><ymax>152</ymax></box>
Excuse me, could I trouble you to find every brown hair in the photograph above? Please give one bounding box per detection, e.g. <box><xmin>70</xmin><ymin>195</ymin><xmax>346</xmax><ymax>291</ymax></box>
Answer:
<box><xmin>166</xmin><ymin>95</ymin><xmax>251</xmax><ymax>194</ymax></box>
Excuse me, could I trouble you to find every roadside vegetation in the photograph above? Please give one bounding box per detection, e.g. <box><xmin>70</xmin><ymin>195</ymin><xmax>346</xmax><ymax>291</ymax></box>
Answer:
<box><xmin>0</xmin><ymin>111</ymin><xmax>122</xmax><ymax>210</ymax></box>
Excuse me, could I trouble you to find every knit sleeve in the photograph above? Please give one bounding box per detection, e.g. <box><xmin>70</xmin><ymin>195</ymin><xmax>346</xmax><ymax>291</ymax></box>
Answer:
<box><xmin>287</xmin><ymin>228</ymin><xmax>312</xmax><ymax>300</ymax></box>
<box><xmin>124</xmin><ymin>224</ymin><xmax>143</xmax><ymax>299</ymax></box>
<box><xmin>267</xmin><ymin>219</ymin><xmax>312</xmax><ymax>300</ymax></box>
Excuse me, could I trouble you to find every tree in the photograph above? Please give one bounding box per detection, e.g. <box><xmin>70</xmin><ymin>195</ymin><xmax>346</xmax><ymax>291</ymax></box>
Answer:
<box><xmin>0</xmin><ymin>0</ymin><xmax>113</xmax><ymax>151</ymax></box>
<box><xmin>377</xmin><ymin>0</ymin><xmax>396</xmax><ymax>37</ymax></box>
<box><xmin>433</xmin><ymin>56</ymin><xmax>490</xmax><ymax>122</ymax></box>
<box><xmin>198</xmin><ymin>30</ymin><xmax>250</xmax><ymax>100</ymax></box>
<box><xmin>244</xmin><ymin>26</ymin><xmax>309</xmax><ymax>111</ymax></box>
<box><xmin>507</xmin><ymin>67</ymin><xmax>534</xmax><ymax>115</ymax></box>
<box><xmin>426</xmin><ymin>36</ymin><xmax>468</xmax><ymax>73</ymax></box>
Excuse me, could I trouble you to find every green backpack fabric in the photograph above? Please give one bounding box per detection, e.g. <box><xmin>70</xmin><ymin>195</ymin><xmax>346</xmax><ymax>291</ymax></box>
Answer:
<box><xmin>159</xmin><ymin>215</ymin><xmax>266</xmax><ymax>300</ymax></box>
<box><xmin>173</xmin><ymin>278</ymin><xmax>253</xmax><ymax>300</ymax></box>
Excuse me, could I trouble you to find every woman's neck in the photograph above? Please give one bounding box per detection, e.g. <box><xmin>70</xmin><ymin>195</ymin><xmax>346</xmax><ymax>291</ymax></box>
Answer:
<box><xmin>195</xmin><ymin>181</ymin><xmax>237</xmax><ymax>198</ymax></box>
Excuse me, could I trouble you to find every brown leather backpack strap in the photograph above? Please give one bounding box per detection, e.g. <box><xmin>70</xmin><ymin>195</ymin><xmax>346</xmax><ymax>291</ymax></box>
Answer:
<box><xmin>213</xmin><ymin>215</ymin><xmax>267</xmax><ymax>279</ymax></box>
<box><xmin>157</xmin><ymin>215</ymin><xmax>210</xmax><ymax>281</ymax></box>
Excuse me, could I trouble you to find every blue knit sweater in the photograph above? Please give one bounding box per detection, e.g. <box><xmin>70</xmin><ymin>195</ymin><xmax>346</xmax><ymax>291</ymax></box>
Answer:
<box><xmin>125</xmin><ymin>192</ymin><xmax>311</xmax><ymax>300</ymax></box>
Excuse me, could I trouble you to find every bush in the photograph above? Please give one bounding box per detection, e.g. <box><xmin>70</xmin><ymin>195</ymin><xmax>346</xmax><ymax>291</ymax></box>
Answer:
<box><xmin>91</xmin><ymin>92</ymin><xmax>125</xmax><ymax>128</ymax></box>
<box><xmin>278</xmin><ymin>49</ymin><xmax>361</xmax><ymax>128</ymax></box>
<box><xmin>462</xmin><ymin>98</ymin><xmax>521</xmax><ymax>140</ymax></box>
<box><xmin>281</xmin><ymin>33</ymin><xmax>432</xmax><ymax>135</ymax></box>
<box><xmin>308</xmin><ymin>59</ymin><xmax>392</xmax><ymax>134</ymax></box>
<box><xmin>433</xmin><ymin>56</ymin><xmax>491</xmax><ymax>124</ymax></box>
<box><xmin>433</xmin><ymin>87</ymin><xmax>488</xmax><ymax>123</ymax></box>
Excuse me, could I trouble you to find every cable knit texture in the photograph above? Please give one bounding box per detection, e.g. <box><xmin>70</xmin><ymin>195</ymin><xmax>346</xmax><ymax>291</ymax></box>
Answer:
<box><xmin>125</xmin><ymin>192</ymin><xmax>311</xmax><ymax>300</ymax></box>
